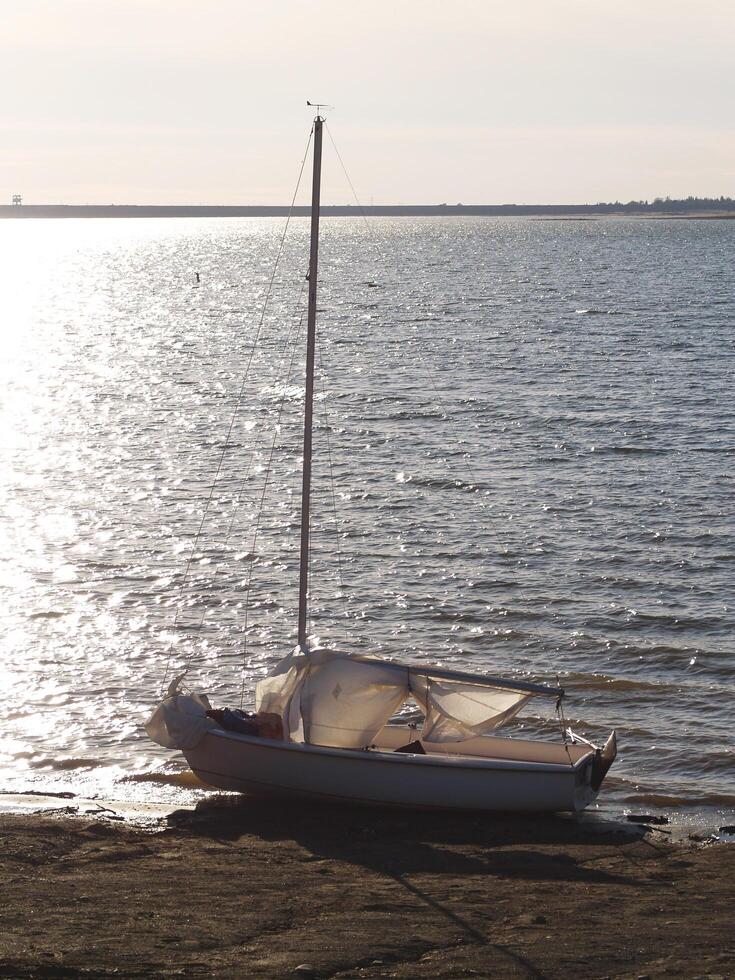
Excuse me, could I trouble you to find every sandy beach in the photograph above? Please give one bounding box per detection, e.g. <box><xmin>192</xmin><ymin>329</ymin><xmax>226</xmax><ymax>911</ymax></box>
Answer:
<box><xmin>1</xmin><ymin>799</ymin><xmax>733</xmax><ymax>979</ymax></box>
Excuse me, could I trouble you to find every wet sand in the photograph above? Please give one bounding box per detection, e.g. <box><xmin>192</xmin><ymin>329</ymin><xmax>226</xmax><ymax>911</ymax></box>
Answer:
<box><xmin>1</xmin><ymin>798</ymin><xmax>733</xmax><ymax>979</ymax></box>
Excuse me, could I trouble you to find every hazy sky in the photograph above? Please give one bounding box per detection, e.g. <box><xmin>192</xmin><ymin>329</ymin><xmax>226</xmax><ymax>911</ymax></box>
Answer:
<box><xmin>2</xmin><ymin>0</ymin><xmax>733</xmax><ymax>205</ymax></box>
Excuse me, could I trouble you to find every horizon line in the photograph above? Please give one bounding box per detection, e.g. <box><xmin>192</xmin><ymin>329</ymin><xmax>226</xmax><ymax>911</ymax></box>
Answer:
<box><xmin>3</xmin><ymin>197</ymin><xmax>734</xmax><ymax>218</ymax></box>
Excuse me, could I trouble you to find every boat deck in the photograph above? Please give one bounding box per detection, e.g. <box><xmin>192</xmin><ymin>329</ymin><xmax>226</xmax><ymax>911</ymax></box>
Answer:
<box><xmin>372</xmin><ymin>724</ymin><xmax>591</xmax><ymax>766</ymax></box>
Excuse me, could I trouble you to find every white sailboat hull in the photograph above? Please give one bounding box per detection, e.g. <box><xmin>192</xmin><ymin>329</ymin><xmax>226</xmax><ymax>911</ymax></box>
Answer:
<box><xmin>184</xmin><ymin>725</ymin><xmax>614</xmax><ymax>813</ymax></box>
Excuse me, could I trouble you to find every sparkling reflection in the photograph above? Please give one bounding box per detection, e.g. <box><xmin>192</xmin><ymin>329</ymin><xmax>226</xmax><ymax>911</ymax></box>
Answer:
<box><xmin>0</xmin><ymin>216</ymin><xmax>733</xmax><ymax>825</ymax></box>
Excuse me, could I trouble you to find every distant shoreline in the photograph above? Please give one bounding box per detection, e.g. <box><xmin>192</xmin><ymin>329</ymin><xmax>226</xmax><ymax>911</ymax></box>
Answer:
<box><xmin>2</xmin><ymin>204</ymin><xmax>735</xmax><ymax>219</ymax></box>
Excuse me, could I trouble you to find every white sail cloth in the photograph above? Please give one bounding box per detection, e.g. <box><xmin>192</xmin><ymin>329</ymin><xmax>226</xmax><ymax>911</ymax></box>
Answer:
<box><xmin>145</xmin><ymin>673</ymin><xmax>215</xmax><ymax>749</ymax></box>
<box><xmin>409</xmin><ymin>675</ymin><xmax>530</xmax><ymax>742</ymax></box>
<box><xmin>255</xmin><ymin>648</ymin><xmax>533</xmax><ymax>748</ymax></box>
<box><xmin>255</xmin><ymin>648</ymin><xmax>408</xmax><ymax>748</ymax></box>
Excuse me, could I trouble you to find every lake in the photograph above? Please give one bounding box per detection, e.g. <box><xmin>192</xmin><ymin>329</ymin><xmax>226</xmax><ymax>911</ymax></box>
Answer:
<box><xmin>1</xmin><ymin>215</ymin><xmax>733</xmax><ymax>830</ymax></box>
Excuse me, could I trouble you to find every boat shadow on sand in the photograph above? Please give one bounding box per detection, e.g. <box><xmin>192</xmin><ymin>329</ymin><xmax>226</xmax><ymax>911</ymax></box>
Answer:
<box><xmin>162</xmin><ymin>795</ymin><xmax>652</xmax><ymax>974</ymax></box>
<box><xmin>165</xmin><ymin>793</ymin><xmax>645</xmax><ymax>888</ymax></box>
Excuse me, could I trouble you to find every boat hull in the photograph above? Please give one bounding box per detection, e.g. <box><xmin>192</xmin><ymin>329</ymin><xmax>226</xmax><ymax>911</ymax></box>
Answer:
<box><xmin>184</xmin><ymin>728</ymin><xmax>605</xmax><ymax>813</ymax></box>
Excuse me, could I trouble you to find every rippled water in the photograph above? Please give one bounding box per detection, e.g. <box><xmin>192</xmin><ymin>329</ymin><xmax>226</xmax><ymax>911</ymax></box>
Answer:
<box><xmin>1</xmin><ymin>216</ymin><xmax>733</xmax><ymax>825</ymax></box>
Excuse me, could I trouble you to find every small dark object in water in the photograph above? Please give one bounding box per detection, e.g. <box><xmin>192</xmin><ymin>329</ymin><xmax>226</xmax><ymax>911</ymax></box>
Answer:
<box><xmin>194</xmin><ymin>272</ymin><xmax>201</xmax><ymax>283</ymax></box>
<box><xmin>206</xmin><ymin>707</ymin><xmax>259</xmax><ymax>736</ymax></box>
<box><xmin>627</xmin><ymin>814</ymin><xmax>669</xmax><ymax>825</ymax></box>
<box><xmin>719</xmin><ymin>825</ymin><xmax>735</xmax><ymax>834</ymax></box>
<box><xmin>394</xmin><ymin>740</ymin><xmax>425</xmax><ymax>755</ymax></box>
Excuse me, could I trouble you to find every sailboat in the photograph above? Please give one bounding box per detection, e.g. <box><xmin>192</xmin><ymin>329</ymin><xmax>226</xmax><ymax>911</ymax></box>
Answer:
<box><xmin>146</xmin><ymin>113</ymin><xmax>617</xmax><ymax>812</ymax></box>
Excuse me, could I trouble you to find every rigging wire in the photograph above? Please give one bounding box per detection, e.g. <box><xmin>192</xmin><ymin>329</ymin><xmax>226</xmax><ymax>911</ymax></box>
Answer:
<box><xmin>235</xmin><ymin>126</ymin><xmax>361</xmax><ymax>687</ymax></box>
<box><xmin>316</xmin><ymin>342</ymin><xmax>349</xmax><ymax>633</ymax></box>
<box><xmin>173</xmin><ymin>280</ymin><xmax>309</xmax><ymax>660</ymax></box>
<box><xmin>221</xmin><ymin>279</ymin><xmax>307</xmax><ymax>557</ymax></box>
<box><xmin>161</xmin><ymin>124</ymin><xmax>314</xmax><ymax>694</ymax></box>
<box><xmin>238</xmin><ymin>307</ymin><xmax>309</xmax><ymax>708</ymax></box>
<box><xmin>555</xmin><ymin>684</ymin><xmax>575</xmax><ymax>765</ymax></box>
<box><xmin>324</xmin><ymin>122</ymin><xmax>371</xmax><ymax>233</ymax></box>
<box><xmin>320</xmin><ymin>120</ymin><xmax>385</xmax><ymax>643</ymax></box>
<box><xmin>327</xmin><ymin>122</ymin><xmax>554</xmax><ymax>711</ymax></box>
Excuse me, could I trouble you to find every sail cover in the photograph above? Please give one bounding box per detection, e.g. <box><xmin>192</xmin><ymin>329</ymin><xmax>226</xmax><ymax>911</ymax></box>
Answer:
<box><xmin>255</xmin><ymin>648</ymin><xmax>537</xmax><ymax>748</ymax></box>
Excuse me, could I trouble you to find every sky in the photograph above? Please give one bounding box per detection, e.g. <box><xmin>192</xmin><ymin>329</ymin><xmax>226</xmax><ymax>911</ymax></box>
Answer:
<box><xmin>2</xmin><ymin>0</ymin><xmax>733</xmax><ymax>205</ymax></box>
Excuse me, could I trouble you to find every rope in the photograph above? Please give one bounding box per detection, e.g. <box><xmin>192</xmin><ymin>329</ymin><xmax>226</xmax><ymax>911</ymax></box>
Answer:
<box><xmin>555</xmin><ymin>679</ymin><xmax>575</xmax><ymax>766</ymax></box>
<box><xmin>160</xmin><ymin>124</ymin><xmax>314</xmax><ymax>695</ymax></box>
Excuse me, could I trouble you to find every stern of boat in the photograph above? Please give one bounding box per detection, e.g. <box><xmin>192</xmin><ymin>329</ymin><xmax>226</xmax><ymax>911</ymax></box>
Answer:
<box><xmin>574</xmin><ymin>730</ymin><xmax>617</xmax><ymax>810</ymax></box>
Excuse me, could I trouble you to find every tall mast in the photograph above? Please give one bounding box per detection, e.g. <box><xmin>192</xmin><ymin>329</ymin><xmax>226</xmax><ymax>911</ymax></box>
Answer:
<box><xmin>297</xmin><ymin>115</ymin><xmax>323</xmax><ymax>649</ymax></box>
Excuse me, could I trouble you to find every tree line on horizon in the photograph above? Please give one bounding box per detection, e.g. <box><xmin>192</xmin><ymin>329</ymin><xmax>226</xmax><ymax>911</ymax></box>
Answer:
<box><xmin>593</xmin><ymin>195</ymin><xmax>734</xmax><ymax>211</ymax></box>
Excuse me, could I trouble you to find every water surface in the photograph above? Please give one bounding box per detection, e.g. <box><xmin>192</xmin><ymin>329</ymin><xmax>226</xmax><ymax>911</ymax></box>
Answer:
<box><xmin>1</xmin><ymin>216</ymin><xmax>733</xmax><ymax>827</ymax></box>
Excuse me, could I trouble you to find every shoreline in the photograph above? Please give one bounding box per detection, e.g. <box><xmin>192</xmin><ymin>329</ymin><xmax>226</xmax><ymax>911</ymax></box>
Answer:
<box><xmin>2</xmin><ymin>204</ymin><xmax>735</xmax><ymax>220</ymax></box>
<box><xmin>2</xmin><ymin>798</ymin><xmax>733</xmax><ymax>978</ymax></box>
<box><xmin>2</xmin><ymin>785</ymin><xmax>733</xmax><ymax>845</ymax></box>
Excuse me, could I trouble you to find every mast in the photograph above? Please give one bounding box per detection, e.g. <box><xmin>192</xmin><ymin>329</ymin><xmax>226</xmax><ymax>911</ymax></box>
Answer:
<box><xmin>297</xmin><ymin>114</ymin><xmax>323</xmax><ymax>649</ymax></box>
